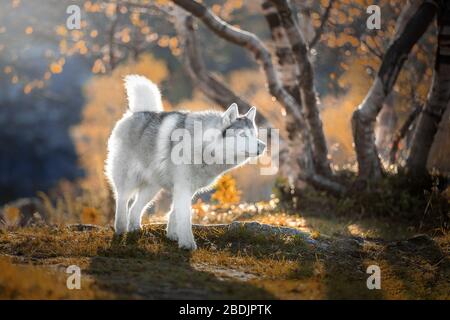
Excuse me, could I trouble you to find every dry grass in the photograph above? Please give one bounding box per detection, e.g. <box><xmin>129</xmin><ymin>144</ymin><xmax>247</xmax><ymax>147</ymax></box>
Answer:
<box><xmin>1</xmin><ymin>172</ymin><xmax>448</xmax><ymax>299</ymax></box>
<box><xmin>0</xmin><ymin>222</ymin><xmax>448</xmax><ymax>299</ymax></box>
<box><xmin>0</xmin><ymin>256</ymin><xmax>111</xmax><ymax>299</ymax></box>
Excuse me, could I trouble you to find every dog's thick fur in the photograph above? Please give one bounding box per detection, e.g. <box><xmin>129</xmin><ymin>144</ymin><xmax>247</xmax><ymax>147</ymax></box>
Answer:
<box><xmin>106</xmin><ymin>75</ymin><xmax>265</xmax><ymax>250</ymax></box>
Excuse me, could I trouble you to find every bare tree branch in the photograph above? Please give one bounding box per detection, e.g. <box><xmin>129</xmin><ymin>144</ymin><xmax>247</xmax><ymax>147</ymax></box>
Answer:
<box><xmin>309</xmin><ymin>0</ymin><xmax>335</xmax><ymax>49</ymax></box>
<box><xmin>172</xmin><ymin>9</ymin><xmax>268</xmax><ymax>125</ymax></box>
<box><xmin>118</xmin><ymin>0</ymin><xmax>157</xmax><ymax>9</ymax></box>
<box><xmin>171</xmin><ymin>0</ymin><xmax>305</xmax><ymax>121</ymax></box>
<box><xmin>389</xmin><ymin>103</ymin><xmax>422</xmax><ymax>165</ymax></box>
<box><xmin>361</xmin><ymin>38</ymin><xmax>383</xmax><ymax>61</ymax></box>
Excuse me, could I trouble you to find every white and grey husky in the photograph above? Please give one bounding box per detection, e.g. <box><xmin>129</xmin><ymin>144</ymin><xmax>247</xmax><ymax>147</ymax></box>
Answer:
<box><xmin>105</xmin><ymin>75</ymin><xmax>266</xmax><ymax>250</ymax></box>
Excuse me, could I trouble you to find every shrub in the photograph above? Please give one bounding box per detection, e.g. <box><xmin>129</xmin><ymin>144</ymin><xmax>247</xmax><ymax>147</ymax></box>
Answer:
<box><xmin>211</xmin><ymin>174</ymin><xmax>241</xmax><ymax>207</ymax></box>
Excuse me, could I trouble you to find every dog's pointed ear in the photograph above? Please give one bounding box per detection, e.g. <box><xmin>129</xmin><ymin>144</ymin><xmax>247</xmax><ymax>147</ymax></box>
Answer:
<box><xmin>244</xmin><ymin>106</ymin><xmax>256</xmax><ymax>122</ymax></box>
<box><xmin>222</xmin><ymin>103</ymin><xmax>239</xmax><ymax>125</ymax></box>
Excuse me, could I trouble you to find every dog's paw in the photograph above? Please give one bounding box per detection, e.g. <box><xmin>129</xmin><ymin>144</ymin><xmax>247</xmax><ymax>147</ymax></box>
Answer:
<box><xmin>166</xmin><ymin>231</ymin><xmax>178</xmax><ymax>241</ymax></box>
<box><xmin>178</xmin><ymin>239</ymin><xmax>197</xmax><ymax>251</ymax></box>
<box><xmin>114</xmin><ymin>225</ymin><xmax>127</xmax><ymax>235</ymax></box>
<box><xmin>127</xmin><ymin>223</ymin><xmax>142</xmax><ymax>233</ymax></box>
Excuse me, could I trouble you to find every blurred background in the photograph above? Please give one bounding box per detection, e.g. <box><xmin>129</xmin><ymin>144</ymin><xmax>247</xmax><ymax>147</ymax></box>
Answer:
<box><xmin>0</xmin><ymin>0</ymin><xmax>448</xmax><ymax>227</ymax></box>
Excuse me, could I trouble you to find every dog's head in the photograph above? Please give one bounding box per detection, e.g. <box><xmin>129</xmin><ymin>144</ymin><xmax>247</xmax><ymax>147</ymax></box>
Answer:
<box><xmin>217</xmin><ymin>103</ymin><xmax>266</xmax><ymax>166</ymax></box>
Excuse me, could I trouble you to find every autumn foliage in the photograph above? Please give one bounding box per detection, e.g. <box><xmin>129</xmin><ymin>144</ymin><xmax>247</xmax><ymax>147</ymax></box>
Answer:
<box><xmin>211</xmin><ymin>174</ymin><xmax>241</xmax><ymax>206</ymax></box>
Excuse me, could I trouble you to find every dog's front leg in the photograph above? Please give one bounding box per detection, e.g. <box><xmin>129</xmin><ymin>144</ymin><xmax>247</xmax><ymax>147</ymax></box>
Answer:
<box><xmin>114</xmin><ymin>195</ymin><xmax>129</xmax><ymax>234</ymax></box>
<box><xmin>166</xmin><ymin>205</ymin><xmax>178</xmax><ymax>241</ymax></box>
<box><xmin>173</xmin><ymin>182</ymin><xmax>196</xmax><ymax>250</ymax></box>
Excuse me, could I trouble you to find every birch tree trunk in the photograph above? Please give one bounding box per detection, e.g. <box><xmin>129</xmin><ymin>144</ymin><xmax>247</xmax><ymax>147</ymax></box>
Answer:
<box><xmin>270</xmin><ymin>0</ymin><xmax>332</xmax><ymax>177</ymax></box>
<box><xmin>406</xmin><ymin>6</ymin><xmax>450</xmax><ymax>176</ymax></box>
<box><xmin>375</xmin><ymin>96</ymin><xmax>397</xmax><ymax>162</ymax></box>
<box><xmin>262</xmin><ymin>1</ymin><xmax>300</xmax><ymax>102</ymax></box>
<box><xmin>261</xmin><ymin>0</ymin><xmax>304</xmax><ymax>184</ymax></box>
<box><xmin>351</xmin><ymin>0</ymin><xmax>439</xmax><ymax>182</ymax></box>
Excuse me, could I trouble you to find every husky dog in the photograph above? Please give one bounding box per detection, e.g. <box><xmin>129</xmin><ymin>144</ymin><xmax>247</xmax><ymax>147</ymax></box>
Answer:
<box><xmin>105</xmin><ymin>75</ymin><xmax>266</xmax><ymax>250</ymax></box>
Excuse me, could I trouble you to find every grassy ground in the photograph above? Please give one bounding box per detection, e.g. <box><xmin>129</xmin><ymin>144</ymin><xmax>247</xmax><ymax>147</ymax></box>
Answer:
<box><xmin>0</xmin><ymin>215</ymin><xmax>448</xmax><ymax>299</ymax></box>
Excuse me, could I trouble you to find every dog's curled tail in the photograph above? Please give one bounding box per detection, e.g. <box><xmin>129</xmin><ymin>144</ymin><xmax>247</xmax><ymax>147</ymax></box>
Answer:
<box><xmin>124</xmin><ymin>75</ymin><xmax>163</xmax><ymax>113</ymax></box>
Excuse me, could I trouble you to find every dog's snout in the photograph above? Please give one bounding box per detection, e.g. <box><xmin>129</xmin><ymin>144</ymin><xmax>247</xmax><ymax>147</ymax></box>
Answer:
<box><xmin>257</xmin><ymin>141</ymin><xmax>266</xmax><ymax>155</ymax></box>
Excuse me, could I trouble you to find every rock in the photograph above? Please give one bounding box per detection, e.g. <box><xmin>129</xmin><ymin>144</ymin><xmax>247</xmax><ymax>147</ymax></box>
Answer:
<box><xmin>66</xmin><ymin>224</ymin><xmax>102</xmax><ymax>231</ymax></box>
<box><xmin>227</xmin><ymin>221</ymin><xmax>319</xmax><ymax>245</ymax></box>
<box><xmin>406</xmin><ymin>234</ymin><xmax>434</xmax><ymax>245</ymax></box>
<box><xmin>146</xmin><ymin>221</ymin><xmax>321</xmax><ymax>245</ymax></box>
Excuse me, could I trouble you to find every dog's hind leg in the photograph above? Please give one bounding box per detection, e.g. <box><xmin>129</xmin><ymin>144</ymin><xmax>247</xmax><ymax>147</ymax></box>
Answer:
<box><xmin>114</xmin><ymin>192</ymin><xmax>132</xmax><ymax>235</ymax></box>
<box><xmin>110</xmin><ymin>160</ymin><xmax>136</xmax><ymax>234</ymax></box>
<box><xmin>127</xmin><ymin>184</ymin><xmax>160</xmax><ymax>232</ymax></box>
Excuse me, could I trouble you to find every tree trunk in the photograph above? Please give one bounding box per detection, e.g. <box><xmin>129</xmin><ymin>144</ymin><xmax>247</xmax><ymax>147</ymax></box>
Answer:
<box><xmin>406</xmin><ymin>7</ymin><xmax>450</xmax><ymax>176</ymax></box>
<box><xmin>270</xmin><ymin>0</ymin><xmax>332</xmax><ymax>177</ymax></box>
<box><xmin>261</xmin><ymin>0</ymin><xmax>304</xmax><ymax>184</ymax></box>
<box><xmin>261</xmin><ymin>1</ymin><xmax>300</xmax><ymax>102</ymax></box>
<box><xmin>351</xmin><ymin>0</ymin><xmax>438</xmax><ymax>182</ymax></box>
<box><xmin>375</xmin><ymin>95</ymin><xmax>397</xmax><ymax>162</ymax></box>
<box><xmin>425</xmin><ymin>102</ymin><xmax>450</xmax><ymax>173</ymax></box>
